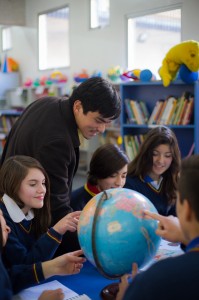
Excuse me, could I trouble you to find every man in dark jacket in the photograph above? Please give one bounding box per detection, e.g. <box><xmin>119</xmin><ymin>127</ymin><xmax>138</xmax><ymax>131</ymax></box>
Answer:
<box><xmin>1</xmin><ymin>77</ymin><xmax>121</xmax><ymax>253</ymax></box>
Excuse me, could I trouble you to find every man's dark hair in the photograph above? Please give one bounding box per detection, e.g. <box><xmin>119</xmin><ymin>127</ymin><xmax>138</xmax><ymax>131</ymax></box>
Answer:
<box><xmin>69</xmin><ymin>77</ymin><xmax>121</xmax><ymax>120</ymax></box>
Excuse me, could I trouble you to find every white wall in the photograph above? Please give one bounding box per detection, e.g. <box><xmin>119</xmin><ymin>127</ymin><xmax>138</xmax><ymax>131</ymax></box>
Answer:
<box><xmin>2</xmin><ymin>0</ymin><xmax>199</xmax><ymax>86</ymax></box>
<box><xmin>0</xmin><ymin>0</ymin><xmax>25</xmax><ymax>26</ymax></box>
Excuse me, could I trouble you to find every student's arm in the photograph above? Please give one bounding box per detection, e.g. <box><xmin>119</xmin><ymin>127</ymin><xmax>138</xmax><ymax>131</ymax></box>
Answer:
<box><xmin>10</xmin><ymin>250</ymin><xmax>86</xmax><ymax>294</ymax></box>
<box><xmin>144</xmin><ymin>210</ymin><xmax>187</xmax><ymax>244</ymax></box>
<box><xmin>3</xmin><ymin>218</ymin><xmax>63</xmax><ymax>265</ymax></box>
<box><xmin>116</xmin><ymin>264</ymin><xmax>138</xmax><ymax>300</ymax></box>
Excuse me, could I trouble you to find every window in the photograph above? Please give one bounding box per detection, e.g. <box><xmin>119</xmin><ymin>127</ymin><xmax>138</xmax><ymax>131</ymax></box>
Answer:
<box><xmin>127</xmin><ymin>9</ymin><xmax>181</xmax><ymax>79</ymax></box>
<box><xmin>38</xmin><ymin>6</ymin><xmax>70</xmax><ymax>70</ymax></box>
<box><xmin>2</xmin><ymin>27</ymin><xmax>12</xmax><ymax>51</ymax></box>
<box><xmin>90</xmin><ymin>0</ymin><xmax>110</xmax><ymax>29</ymax></box>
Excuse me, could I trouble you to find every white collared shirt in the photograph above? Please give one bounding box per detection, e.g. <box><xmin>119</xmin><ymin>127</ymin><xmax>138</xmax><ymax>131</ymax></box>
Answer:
<box><xmin>3</xmin><ymin>194</ymin><xmax>34</xmax><ymax>223</ymax></box>
<box><xmin>150</xmin><ymin>176</ymin><xmax>163</xmax><ymax>190</ymax></box>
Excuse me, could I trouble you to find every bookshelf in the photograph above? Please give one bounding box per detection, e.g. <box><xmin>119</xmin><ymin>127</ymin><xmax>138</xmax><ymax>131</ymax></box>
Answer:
<box><xmin>0</xmin><ymin>109</ymin><xmax>22</xmax><ymax>155</ymax></box>
<box><xmin>120</xmin><ymin>80</ymin><xmax>199</xmax><ymax>159</ymax></box>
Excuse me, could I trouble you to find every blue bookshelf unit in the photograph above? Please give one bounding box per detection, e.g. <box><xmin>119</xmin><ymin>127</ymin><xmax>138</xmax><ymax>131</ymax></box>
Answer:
<box><xmin>0</xmin><ymin>109</ymin><xmax>22</xmax><ymax>155</ymax></box>
<box><xmin>120</xmin><ymin>80</ymin><xmax>199</xmax><ymax>158</ymax></box>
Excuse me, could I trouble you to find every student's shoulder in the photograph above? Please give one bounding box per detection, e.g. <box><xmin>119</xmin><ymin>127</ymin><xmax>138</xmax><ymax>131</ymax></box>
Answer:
<box><xmin>124</xmin><ymin>175</ymin><xmax>141</xmax><ymax>188</ymax></box>
<box><xmin>71</xmin><ymin>185</ymin><xmax>85</xmax><ymax>198</ymax></box>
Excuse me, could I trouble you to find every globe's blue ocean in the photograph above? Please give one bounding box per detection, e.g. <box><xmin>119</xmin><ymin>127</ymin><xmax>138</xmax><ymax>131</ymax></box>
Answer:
<box><xmin>78</xmin><ymin>188</ymin><xmax>161</xmax><ymax>279</ymax></box>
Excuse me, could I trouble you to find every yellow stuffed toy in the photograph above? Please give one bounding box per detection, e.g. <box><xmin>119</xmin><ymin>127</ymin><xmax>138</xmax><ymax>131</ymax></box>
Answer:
<box><xmin>159</xmin><ymin>40</ymin><xmax>199</xmax><ymax>87</ymax></box>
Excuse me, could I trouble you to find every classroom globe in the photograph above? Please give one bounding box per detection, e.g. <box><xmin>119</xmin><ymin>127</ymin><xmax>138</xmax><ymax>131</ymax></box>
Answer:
<box><xmin>77</xmin><ymin>188</ymin><xmax>161</xmax><ymax>279</ymax></box>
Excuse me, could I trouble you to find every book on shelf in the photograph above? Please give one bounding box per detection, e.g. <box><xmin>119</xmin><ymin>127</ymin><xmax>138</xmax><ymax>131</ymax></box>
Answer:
<box><xmin>153</xmin><ymin>99</ymin><xmax>165</xmax><ymax>124</ymax></box>
<box><xmin>148</xmin><ymin>100</ymin><xmax>161</xmax><ymax>125</ymax></box>
<box><xmin>124</xmin><ymin>99</ymin><xmax>136</xmax><ymax>124</ymax></box>
<box><xmin>173</xmin><ymin>95</ymin><xmax>186</xmax><ymax>125</ymax></box>
<box><xmin>162</xmin><ymin>97</ymin><xmax>177</xmax><ymax>125</ymax></box>
<box><xmin>124</xmin><ymin>134</ymin><xmax>145</xmax><ymax>160</ymax></box>
<box><xmin>172</xmin><ymin>91</ymin><xmax>194</xmax><ymax>125</ymax></box>
<box><xmin>130</xmin><ymin>100</ymin><xmax>143</xmax><ymax>124</ymax></box>
<box><xmin>177</xmin><ymin>98</ymin><xmax>188</xmax><ymax>125</ymax></box>
<box><xmin>124</xmin><ymin>99</ymin><xmax>150</xmax><ymax>124</ymax></box>
<box><xmin>166</xmin><ymin>99</ymin><xmax>178</xmax><ymax>125</ymax></box>
<box><xmin>182</xmin><ymin>96</ymin><xmax>194</xmax><ymax>125</ymax></box>
<box><xmin>12</xmin><ymin>280</ymin><xmax>91</xmax><ymax>300</ymax></box>
<box><xmin>139</xmin><ymin>100</ymin><xmax>150</xmax><ymax>123</ymax></box>
<box><xmin>124</xmin><ymin>135</ymin><xmax>134</xmax><ymax>161</ymax></box>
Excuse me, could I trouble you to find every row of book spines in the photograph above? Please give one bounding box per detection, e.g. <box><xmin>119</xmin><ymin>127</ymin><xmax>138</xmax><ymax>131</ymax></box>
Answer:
<box><xmin>148</xmin><ymin>96</ymin><xmax>194</xmax><ymax>125</ymax></box>
<box><xmin>124</xmin><ymin>99</ymin><xmax>149</xmax><ymax>125</ymax></box>
<box><xmin>124</xmin><ymin>134</ymin><xmax>145</xmax><ymax>160</ymax></box>
<box><xmin>124</xmin><ymin>96</ymin><xmax>194</xmax><ymax>126</ymax></box>
<box><xmin>0</xmin><ymin>116</ymin><xmax>19</xmax><ymax>133</ymax></box>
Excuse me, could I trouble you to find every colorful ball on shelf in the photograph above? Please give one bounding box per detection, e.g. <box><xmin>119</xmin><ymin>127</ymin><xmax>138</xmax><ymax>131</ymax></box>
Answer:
<box><xmin>140</xmin><ymin>69</ymin><xmax>153</xmax><ymax>82</ymax></box>
<box><xmin>179</xmin><ymin>64</ymin><xmax>198</xmax><ymax>84</ymax></box>
<box><xmin>78</xmin><ymin>188</ymin><xmax>161</xmax><ymax>279</ymax></box>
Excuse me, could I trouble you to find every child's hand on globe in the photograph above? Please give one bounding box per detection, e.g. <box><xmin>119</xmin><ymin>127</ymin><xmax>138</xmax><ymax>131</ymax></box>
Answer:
<box><xmin>116</xmin><ymin>263</ymin><xmax>138</xmax><ymax>300</ymax></box>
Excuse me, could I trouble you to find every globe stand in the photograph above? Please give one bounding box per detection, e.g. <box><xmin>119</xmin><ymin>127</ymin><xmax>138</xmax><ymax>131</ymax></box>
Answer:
<box><xmin>91</xmin><ymin>191</ymin><xmax>120</xmax><ymax>300</ymax></box>
<box><xmin>100</xmin><ymin>283</ymin><xmax>119</xmax><ymax>300</ymax></box>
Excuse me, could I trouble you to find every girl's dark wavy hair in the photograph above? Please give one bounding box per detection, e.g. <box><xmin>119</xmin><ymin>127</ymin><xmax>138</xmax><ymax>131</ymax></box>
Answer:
<box><xmin>88</xmin><ymin>143</ymin><xmax>129</xmax><ymax>185</ymax></box>
<box><xmin>128</xmin><ymin>126</ymin><xmax>181</xmax><ymax>204</ymax></box>
<box><xmin>0</xmin><ymin>155</ymin><xmax>51</xmax><ymax>238</ymax></box>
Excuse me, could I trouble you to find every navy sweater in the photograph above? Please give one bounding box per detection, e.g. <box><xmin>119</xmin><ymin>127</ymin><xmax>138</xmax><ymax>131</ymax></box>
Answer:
<box><xmin>71</xmin><ymin>182</ymin><xmax>99</xmax><ymax>210</ymax></box>
<box><xmin>0</xmin><ymin>201</ymin><xmax>62</xmax><ymax>268</ymax></box>
<box><xmin>124</xmin><ymin>251</ymin><xmax>199</xmax><ymax>300</ymax></box>
<box><xmin>0</xmin><ymin>257</ymin><xmax>12</xmax><ymax>300</ymax></box>
<box><xmin>124</xmin><ymin>175</ymin><xmax>176</xmax><ymax>216</ymax></box>
<box><xmin>0</xmin><ymin>254</ymin><xmax>44</xmax><ymax>296</ymax></box>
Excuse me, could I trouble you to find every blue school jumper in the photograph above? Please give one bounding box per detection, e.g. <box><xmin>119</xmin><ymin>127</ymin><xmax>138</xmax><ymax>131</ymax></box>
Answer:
<box><xmin>0</xmin><ymin>257</ymin><xmax>12</xmax><ymax>300</ymax></box>
<box><xmin>124</xmin><ymin>175</ymin><xmax>176</xmax><ymax>216</ymax></box>
<box><xmin>0</xmin><ymin>200</ymin><xmax>62</xmax><ymax>268</ymax></box>
<box><xmin>124</xmin><ymin>237</ymin><xmax>199</xmax><ymax>300</ymax></box>
<box><xmin>1</xmin><ymin>253</ymin><xmax>46</xmax><ymax>295</ymax></box>
<box><xmin>71</xmin><ymin>182</ymin><xmax>100</xmax><ymax>210</ymax></box>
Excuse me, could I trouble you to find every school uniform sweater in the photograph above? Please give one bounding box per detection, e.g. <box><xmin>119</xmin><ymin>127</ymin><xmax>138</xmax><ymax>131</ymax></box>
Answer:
<box><xmin>9</xmin><ymin>261</ymin><xmax>44</xmax><ymax>294</ymax></box>
<box><xmin>0</xmin><ymin>257</ymin><xmax>12</xmax><ymax>300</ymax></box>
<box><xmin>71</xmin><ymin>182</ymin><xmax>100</xmax><ymax>210</ymax></box>
<box><xmin>0</xmin><ymin>97</ymin><xmax>80</xmax><ymax>225</ymax></box>
<box><xmin>1</xmin><ymin>253</ymin><xmax>45</xmax><ymax>295</ymax></box>
<box><xmin>124</xmin><ymin>175</ymin><xmax>176</xmax><ymax>216</ymax></box>
<box><xmin>124</xmin><ymin>237</ymin><xmax>199</xmax><ymax>300</ymax></box>
<box><xmin>0</xmin><ymin>201</ymin><xmax>62</xmax><ymax>268</ymax></box>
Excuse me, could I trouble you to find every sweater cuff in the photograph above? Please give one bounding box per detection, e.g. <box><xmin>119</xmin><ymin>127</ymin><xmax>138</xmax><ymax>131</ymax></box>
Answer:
<box><xmin>47</xmin><ymin>227</ymin><xmax>62</xmax><ymax>244</ymax></box>
<box><xmin>33</xmin><ymin>262</ymin><xmax>45</xmax><ymax>283</ymax></box>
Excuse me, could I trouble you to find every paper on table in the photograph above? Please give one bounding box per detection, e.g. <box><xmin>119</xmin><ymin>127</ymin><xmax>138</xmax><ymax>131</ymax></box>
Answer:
<box><xmin>140</xmin><ymin>238</ymin><xmax>183</xmax><ymax>271</ymax></box>
<box><xmin>12</xmin><ymin>280</ymin><xmax>78</xmax><ymax>300</ymax></box>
